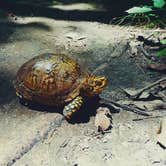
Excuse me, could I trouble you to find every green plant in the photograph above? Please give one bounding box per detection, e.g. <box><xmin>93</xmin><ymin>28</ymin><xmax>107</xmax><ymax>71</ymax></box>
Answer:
<box><xmin>156</xmin><ymin>47</ymin><xmax>166</xmax><ymax>57</ymax></box>
<box><xmin>156</xmin><ymin>38</ymin><xmax>166</xmax><ymax>57</ymax></box>
<box><xmin>111</xmin><ymin>0</ymin><xmax>166</xmax><ymax>28</ymax></box>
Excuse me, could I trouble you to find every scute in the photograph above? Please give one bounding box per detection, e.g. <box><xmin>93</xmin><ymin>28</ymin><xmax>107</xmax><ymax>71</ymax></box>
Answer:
<box><xmin>14</xmin><ymin>53</ymin><xmax>87</xmax><ymax>106</ymax></box>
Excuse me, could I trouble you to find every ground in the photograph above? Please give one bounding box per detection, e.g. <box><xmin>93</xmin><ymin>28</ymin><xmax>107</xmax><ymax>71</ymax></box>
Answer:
<box><xmin>0</xmin><ymin>3</ymin><xmax>166</xmax><ymax>166</ymax></box>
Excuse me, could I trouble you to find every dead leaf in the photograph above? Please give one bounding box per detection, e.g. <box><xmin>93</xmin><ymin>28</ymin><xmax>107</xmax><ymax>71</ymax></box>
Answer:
<box><xmin>95</xmin><ymin>107</ymin><xmax>112</xmax><ymax>133</ymax></box>
<box><xmin>147</xmin><ymin>63</ymin><xmax>166</xmax><ymax>71</ymax></box>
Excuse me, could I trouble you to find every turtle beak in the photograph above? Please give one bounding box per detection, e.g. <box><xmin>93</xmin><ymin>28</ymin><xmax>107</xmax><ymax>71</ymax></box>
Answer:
<box><xmin>100</xmin><ymin>77</ymin><xmax>107</xmax><ymax>88</ymax></box>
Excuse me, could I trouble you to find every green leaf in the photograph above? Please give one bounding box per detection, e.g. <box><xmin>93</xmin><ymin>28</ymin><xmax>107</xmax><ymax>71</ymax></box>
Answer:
<box><xmin>161</xmin><ymin>39</ymin><xmax>166</xmax><ymax>44</ymax></box>
<box><xmin>148</xmin><ymin>13</ymin><xmax>156</xmax><ymax>16</ymax></box>
<box><xmin>126</xmin><ymin>6</ymin><xmax>153</xmax><ymax>14</ymax></box>
<box><xmin>156</xmin><ymin>47</ymin><xmax>166</xmax><ymax>57</ymax></box>
<box><xmin>153</xmin><ymin>0</ymin><xmax>165</xmax><ymax>8</ymax></box>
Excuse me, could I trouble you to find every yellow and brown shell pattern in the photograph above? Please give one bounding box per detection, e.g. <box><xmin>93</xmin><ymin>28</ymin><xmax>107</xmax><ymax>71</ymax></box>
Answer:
<box><xmin>14</xmin><ymin>53</ymin><xmax>88</xmax><ymax>108</ymax></box>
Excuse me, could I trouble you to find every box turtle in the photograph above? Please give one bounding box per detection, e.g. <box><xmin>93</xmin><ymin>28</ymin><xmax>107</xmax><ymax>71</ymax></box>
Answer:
<box><xmin>14</xmin><ymin>53</ymin><xmax>107</xmax><ymax>119</ymax></box>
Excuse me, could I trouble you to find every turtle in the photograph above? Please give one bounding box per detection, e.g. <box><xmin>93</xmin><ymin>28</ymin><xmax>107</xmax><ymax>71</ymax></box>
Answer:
<box><xmin>14</xmin><ymin>53</ymin><xmax>107</xmax><ymax>119</ymax></box>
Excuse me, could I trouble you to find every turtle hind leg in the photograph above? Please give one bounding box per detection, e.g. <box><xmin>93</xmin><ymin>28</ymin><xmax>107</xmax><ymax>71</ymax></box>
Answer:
<box><xmin>63</xmin><ymin>96</ymin><xmax>83</xmax><ymax>119</ymax></box>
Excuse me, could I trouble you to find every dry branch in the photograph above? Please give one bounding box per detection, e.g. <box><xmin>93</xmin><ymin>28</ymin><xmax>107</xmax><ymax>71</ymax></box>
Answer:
<box><xmin>100</xmin><ymin>97</ymin><xmax>150</xmax><ymax>116</ymax></box>
<box><xmin>122</xmin><ymin>77</ymin><xmax>166</xmax><ymax>100</ymax></box>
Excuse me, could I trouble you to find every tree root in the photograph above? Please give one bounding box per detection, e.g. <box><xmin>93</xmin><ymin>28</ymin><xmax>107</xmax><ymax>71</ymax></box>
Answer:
<box><xmin>100</xmin><ymin>97</ymin><xmax>150</xmax><ymax>116</ymax></box>
<box><xmin>132</xmin><ymin>115</ymin><xmax>164</xmax><ymax>121</ymax></box>
<box><xmin>100</xmin><ymin>76</ymin><xmax>166</xmax><ymax>117</ymax></box>
<box><xmin>121</xmin><ymin>77</ymin><xmax>166</xmax><ymax>100</ymax></box>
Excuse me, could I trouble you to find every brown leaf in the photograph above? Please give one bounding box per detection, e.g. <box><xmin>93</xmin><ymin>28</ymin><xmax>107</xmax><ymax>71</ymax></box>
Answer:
<box><xmin>95</xmin><ymin>107</ymin><xmax>112</xmax><ymax>133</ymax></box>
<box><xmin>147</xmin><ymin>63</ymin><xmax>166</xmax><ymax>71</ymax></box>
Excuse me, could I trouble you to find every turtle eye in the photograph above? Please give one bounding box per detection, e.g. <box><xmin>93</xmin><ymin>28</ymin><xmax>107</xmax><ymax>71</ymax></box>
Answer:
<box><xmin>95</xmin><ymin>80</ymin><xmax>102</xmax><ymax>86</ymax></box>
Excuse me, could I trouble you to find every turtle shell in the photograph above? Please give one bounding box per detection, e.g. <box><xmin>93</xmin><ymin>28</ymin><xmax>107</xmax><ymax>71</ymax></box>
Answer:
<box><xmin>14</xmin><ymin>53</ymin><xmax>88</xmax><ymax>106</ymax></box>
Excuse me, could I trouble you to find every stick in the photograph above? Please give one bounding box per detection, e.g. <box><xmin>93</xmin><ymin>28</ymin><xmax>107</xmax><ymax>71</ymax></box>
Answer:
<box><xmin>92</xmin><ymin>63</ymin><xmax>110</xmax><ymax>74</ymax></box>
<box><xmin>133</xmin><ymin>115</ymin><xmax>165</xmax><ymax>121</ymax></box>
<box><xmin>140</xmin><ymin>43</ymin><xmax>152</xmax><ymax>59</ymax></box>
<box><xmin>100</xmin><ymin>97</ymin><xmax>150</xmax><ymax>116</ymax></box>
<box><xmin>122</xmin><ymin>77</ymin><xmax>166</xmax><ymax>100</ymax></box>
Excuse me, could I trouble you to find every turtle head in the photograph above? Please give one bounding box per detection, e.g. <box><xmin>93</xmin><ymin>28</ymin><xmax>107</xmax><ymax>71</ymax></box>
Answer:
<box><xmin>83</xmin><ymin>75</ymin><xmax>107</xmax><ymax>97</ymax></box>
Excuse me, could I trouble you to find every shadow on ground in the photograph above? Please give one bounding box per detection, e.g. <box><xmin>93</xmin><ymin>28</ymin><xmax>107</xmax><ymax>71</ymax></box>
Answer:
<box><xmin>0</xmin><ymin>21</ymin><xmax>51</xmax><ymax>43</ymax></box>
<box><xmin>1</xmin><ymin>0</ymin><xmax>152</xmax><ymax>24</ymax></box>
<box><xmin>19</xmin><ymin>96</ymin><xmax>115</xmax><ymax>123</ymax></box>
<box><xmin>0</xmin><ymin>71</ymin><xmax>15</xmax><ymax>105</ymax></box>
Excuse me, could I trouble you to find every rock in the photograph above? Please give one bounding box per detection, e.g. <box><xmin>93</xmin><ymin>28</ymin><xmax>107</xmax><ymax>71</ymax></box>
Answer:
<box><xmin>102</xmin><ymin>138</ymin><xmax>108</xmax><ymax>143</ymax></box>
<box><xmin>157</xmin><ymin>118</ymin><xmax>166</xmax><ymax>149</ymax></box>
<box><xmin>95</xmin><ymin>107</ymin><xmax>112</xmax><ymax>133</ymax></box>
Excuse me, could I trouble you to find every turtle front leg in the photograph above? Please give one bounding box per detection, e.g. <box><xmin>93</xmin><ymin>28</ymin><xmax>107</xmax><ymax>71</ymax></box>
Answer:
<box><xmin>63</xmin><ymin>96</ymin><xmax>83</xmax><ymax>119</ymax></box>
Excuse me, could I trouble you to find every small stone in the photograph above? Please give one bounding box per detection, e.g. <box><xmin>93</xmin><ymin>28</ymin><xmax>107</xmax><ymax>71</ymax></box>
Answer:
<box><xmin>77</xmin><ymin>36</ymin><xmax>86</xmax><ymax>40</ymax></box>
<box><xmin>102</xmin><ymin>138</ymin><xmax>108</xmax><ymax>143</ymax></box>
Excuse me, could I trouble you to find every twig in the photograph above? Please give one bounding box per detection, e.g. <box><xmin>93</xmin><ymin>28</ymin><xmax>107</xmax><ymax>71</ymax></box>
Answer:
<box><xmin>140</xmin><ymin>43</ymin><xmax>152</xmax><ymax>60</ymax></box>
<box><xmin>123</xmin><ymin>77</ymin><xmax>166</xmax><ymax>100</ymax></box>
<box><xmin>100</xmin><ymin>97</ymin><xmax>150</xmax><ymax>116</ymax></box>
<box><xmin>133</xmin><ymin>115</ymin><xmax>165</xmax><ymax>121</ymax></box>
<box><xmin>158</xmin><ymin>92</ymin><xmax>166</xmax><ymax>102</ymax></box>
<box><xmin>135</xmin><ymin>62</ymin><xmax>146</xmax><ymax>74</ymax></box>
<box><xmin>92</xmin><ymin>63</ymin><xmax>110</xmax><ymax>74</ymax></box>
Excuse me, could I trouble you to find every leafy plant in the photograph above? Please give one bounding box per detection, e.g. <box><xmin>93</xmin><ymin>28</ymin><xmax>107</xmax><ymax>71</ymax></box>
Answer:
<box><xmin>156</xmin><ymin>38</ymin><xmax>166</xmax><ymax>57</ymax></box>
<box><xmin>153</xmin><ymin>0</ymin><xmax>165</xmax><ymax>8</ymax></box>
<box><xmin>156</xmin><ymin>47</ymin><xmax>166</xmax><ymax>57</ymax></box>
<box><xmin>160</xmin><ymin>38</ymin><xmax>166</xmax><ymax>44</ymax></box>
<box><xmin>126</xmin><ymin>6</ymin><xmax>153</xmax><ymax>14</ymax></box>
<box><xmin>111</xmin><ymin>0</ymin><xmax>166</xmax><ymax>28</ymax></box>
<box><xmin>126</xmin><ymin>0</ymin><xmax>165</xmax><ymax>14</ymax></box>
